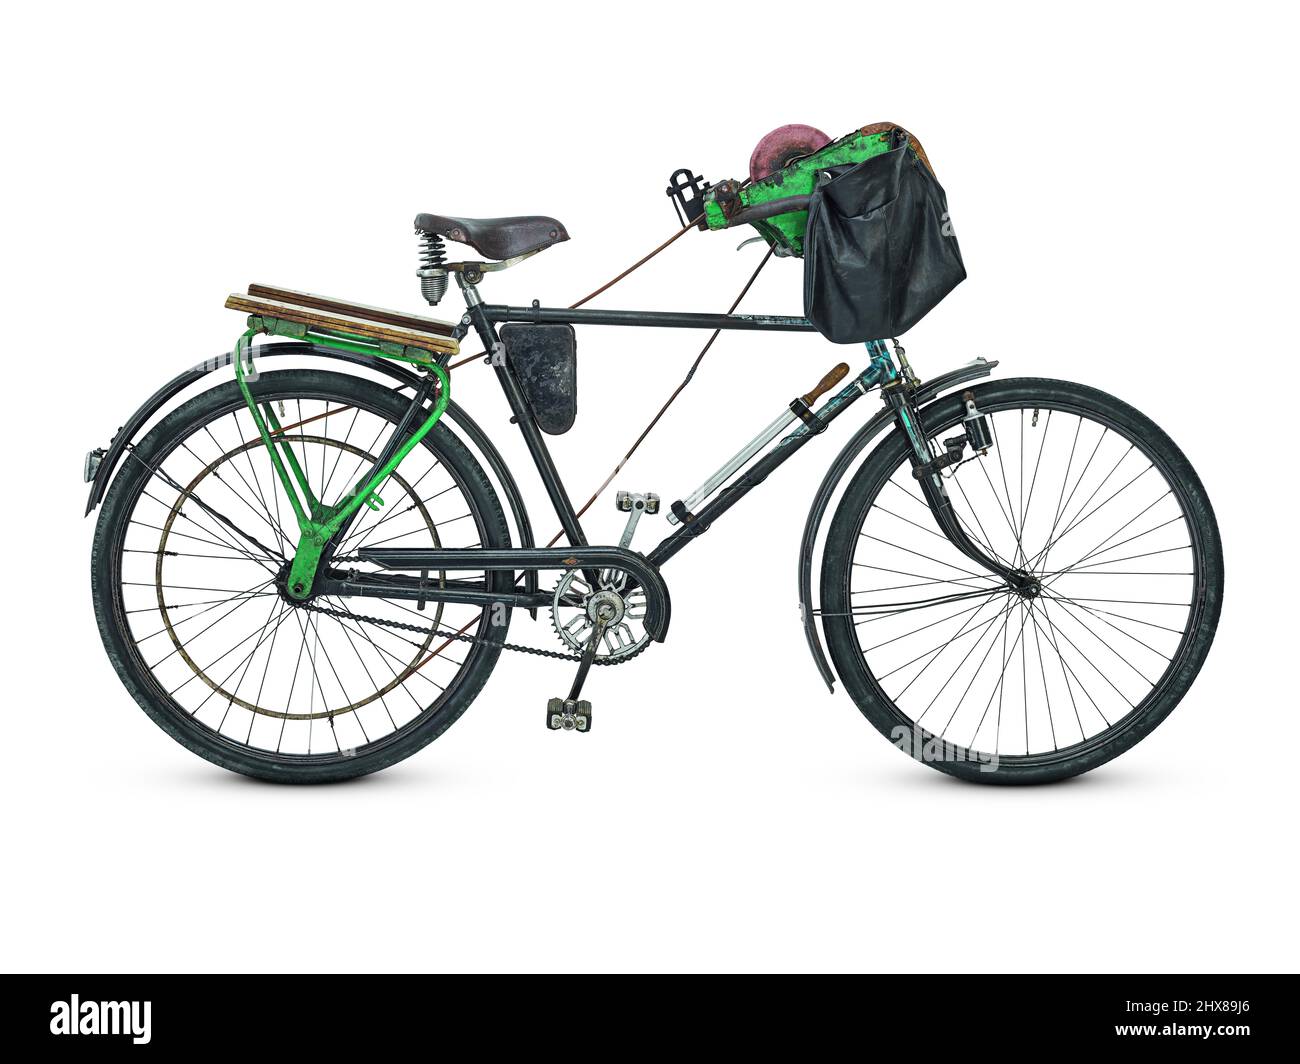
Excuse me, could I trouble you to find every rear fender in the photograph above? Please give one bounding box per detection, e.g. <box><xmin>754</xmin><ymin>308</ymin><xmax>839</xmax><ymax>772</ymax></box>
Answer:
<box><xmin>82</xmin><ymin>343</ymin><xmax>539</xmax><ymax>602</ymax></box>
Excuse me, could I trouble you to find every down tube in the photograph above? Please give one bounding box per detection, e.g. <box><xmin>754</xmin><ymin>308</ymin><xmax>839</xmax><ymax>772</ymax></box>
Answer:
<box><xmin>647</xmin><ymin>355</ymin><xmax>893</xmax><ymax>568</ymax></box>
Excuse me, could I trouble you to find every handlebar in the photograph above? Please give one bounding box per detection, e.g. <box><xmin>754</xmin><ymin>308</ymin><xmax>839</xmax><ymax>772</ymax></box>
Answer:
<box><xmin>722</xmin><ymin>194</ymin><xmax>812</xmax><ymax>228</ymax></box>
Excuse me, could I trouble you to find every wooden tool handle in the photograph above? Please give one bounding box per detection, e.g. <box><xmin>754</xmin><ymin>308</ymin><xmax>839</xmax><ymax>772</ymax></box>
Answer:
<box><xmin>801</xmin><ymin>362</ymin><xmax>850</xmax><ymax>406</ymax></box>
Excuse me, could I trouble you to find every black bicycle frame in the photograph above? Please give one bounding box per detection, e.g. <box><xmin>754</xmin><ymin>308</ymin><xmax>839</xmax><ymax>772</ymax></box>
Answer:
<box><xmin>332</xmin><ymin>279</ymin><xmax>1013</xmax><ymax>639</ymax></box>
<box><xmin>467</xmin><ymin>294</ymin><xmax>868</xmax><ymax>566</ymax></box>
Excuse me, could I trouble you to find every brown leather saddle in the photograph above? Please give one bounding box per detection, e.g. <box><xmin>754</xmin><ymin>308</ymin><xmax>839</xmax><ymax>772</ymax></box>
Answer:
<box><xmin>414</xmin><ymin>212</ymin><xmax>569</xmax><ymax>261</ymax></box>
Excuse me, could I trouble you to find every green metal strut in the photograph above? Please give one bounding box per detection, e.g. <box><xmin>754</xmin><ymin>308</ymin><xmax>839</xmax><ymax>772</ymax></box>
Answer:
<box><xmin>232</xmin><ymin>328</ymin><xmax>451</xmax><ymax>600</ymax></box>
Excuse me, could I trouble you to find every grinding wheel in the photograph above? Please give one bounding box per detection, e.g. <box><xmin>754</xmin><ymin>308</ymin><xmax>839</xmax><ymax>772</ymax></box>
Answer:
<box><xmin>748</xmin><ymin>124</ymin><xmax>832</xmax><ymax>182</ymax></box>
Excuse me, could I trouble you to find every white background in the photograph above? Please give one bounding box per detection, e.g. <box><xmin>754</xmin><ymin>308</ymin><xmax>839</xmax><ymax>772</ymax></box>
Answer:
<box><xmin>2</xmin><ymin>1</ymin><xmax>1296</xmax><ymax>973</ymax></box>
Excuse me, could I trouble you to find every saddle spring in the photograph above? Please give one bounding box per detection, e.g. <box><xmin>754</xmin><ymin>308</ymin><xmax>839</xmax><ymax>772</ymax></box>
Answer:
<box><xmin>417</xmin><ymin>232</ymin><xmax>449</xmax><ymax>306</ymax></box>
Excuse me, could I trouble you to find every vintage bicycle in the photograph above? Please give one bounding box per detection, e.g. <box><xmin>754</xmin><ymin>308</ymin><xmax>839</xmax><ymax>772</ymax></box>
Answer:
<box><xmin>85</xmin><ymin>123</ymin><xmax>1222</xmax><ymax>784</ymax></box>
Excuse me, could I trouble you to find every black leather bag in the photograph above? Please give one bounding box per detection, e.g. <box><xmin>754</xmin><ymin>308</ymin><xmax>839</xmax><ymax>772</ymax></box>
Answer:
<box><xmin>802</xmin><ymin>134</ymin><xmax>965</xmax><ymax>343</ymax></box>
<box><xmin>500</xmin><ymin>323</ymin><xmax>578</xmax><ymax>434</ymax></box>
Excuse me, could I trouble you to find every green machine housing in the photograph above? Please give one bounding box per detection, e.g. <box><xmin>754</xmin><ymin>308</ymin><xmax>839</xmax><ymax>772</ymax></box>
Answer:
<box><xmin>702</xmin><ymin>127</ymin><xmax>899</xmax><ymax>257</ymax></box>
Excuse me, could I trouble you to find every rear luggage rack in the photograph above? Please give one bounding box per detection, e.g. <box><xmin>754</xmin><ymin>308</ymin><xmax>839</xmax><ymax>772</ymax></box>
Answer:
<box><xmin>226</xmin><ymin>285</ymin><xmax>460</xmax><ymax>364</ymax></box>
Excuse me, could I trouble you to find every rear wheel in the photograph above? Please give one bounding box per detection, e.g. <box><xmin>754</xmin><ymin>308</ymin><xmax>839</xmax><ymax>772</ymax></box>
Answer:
<box><xmin>821</xmin><ymin>378</ymin><xmax>1222</xmax><ymax>784</ymax></box>
<box><xmin>92</xmin><ymin>369</ymin><xmax>512</xmax><ymax>782</ymax></box>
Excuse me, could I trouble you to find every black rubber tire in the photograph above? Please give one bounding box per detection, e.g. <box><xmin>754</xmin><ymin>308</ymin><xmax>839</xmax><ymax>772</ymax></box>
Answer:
<box><xmin>821</xmin><ymin>378</ymin><xmax>1223</xmax><ymax>784</ymax></box>
<box><xmin>92</xmin><ymin>369</ymin><xmax>512</xmax><ymax>783</ymax></box>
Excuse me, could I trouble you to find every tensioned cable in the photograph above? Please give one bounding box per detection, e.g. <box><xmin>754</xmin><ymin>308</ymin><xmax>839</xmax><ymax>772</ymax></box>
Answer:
<box><xmin>447</xmin><ymin>218</ymin><xmax>700</xmax><ymax>371</ymax></box>
<box><xmin>441</xmin><ymin>214</ymin><xmax>776</xmax><ymax>540</ymax></box>
<box><xmin>544</xmin><ymin>246</ymin><xmax>774</xmax><ymax>544</ymax></box>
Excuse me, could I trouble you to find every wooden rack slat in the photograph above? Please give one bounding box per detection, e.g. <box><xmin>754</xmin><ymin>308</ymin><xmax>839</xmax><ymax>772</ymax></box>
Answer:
<box><xmin>246</xmin><ymin>284</ymin><xmax>457</xmax><ymax>337</ymax></box>
<box><xmin>226</xmin><ymin>291</ymin><xmax>460</xmax><ymax>356</ymax></box>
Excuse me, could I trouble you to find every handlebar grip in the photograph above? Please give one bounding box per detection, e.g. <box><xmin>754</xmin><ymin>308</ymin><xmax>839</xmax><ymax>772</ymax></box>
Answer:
<box><xmin>801</xmin><ymin>363</ymin><xmax>850</xmax><ymax>406</ymax></box>
<box><xmin>724</xmin><ymin>194</ymin><xmax>813</xmax><ymax>227</ymax></box>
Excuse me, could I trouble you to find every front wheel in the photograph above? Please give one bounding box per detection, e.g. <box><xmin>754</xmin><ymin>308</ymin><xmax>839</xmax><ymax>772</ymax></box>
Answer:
<box><xmin>821</xmin><ymin>378</ymin><xmax>1222</xmax><ymax>784</ymax></box>
<box><xmin>92</xmin><ymin>368</ymin><xmax>513</xmax><ymax>782</ymax></box>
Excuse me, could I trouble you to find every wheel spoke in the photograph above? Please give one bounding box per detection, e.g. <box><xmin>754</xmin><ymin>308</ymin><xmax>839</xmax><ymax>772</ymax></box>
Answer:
<box><xmin>1025</xmin><ymin>600</ymin><xmax>1113</xmax><ymax>728</ymax></box>
<box><xmin>861</xmin><ymin>597</ymin><xmax>997</xmax><ymax>649</ymax></box>
<box><xmin>858</xmin><ymin>531</ymin><xmax>990</xmax><ymax>580</ymax></box>
<box><xmin>340</xmin><ymin>479</ymin><xmax>456</xmax><ymax>554</ymax></box>
<box><xmin>938</xmin><ymin>600</ymin><xmax>1026</xmax><ymax>738</ymax></box>
<box><xmin>228</xmin><ymin>414</ymin><xmax>294</xmax><ymax>556</ymax></box>
<box><xmin>885</xmin><ymin>595</ymin><xmax>1011</xmax><ymax>691</ymax></box>
<box><xmin>987</xmin><ymin>417</ymin><xmax>1028</xmax><ymax>565</ymax></box>
<box><xmin>1041</xmin><ymin>587</ymin><xmax>1173</xmax><ymax>662</ymax></box>
<box><xmin>1030</xmin><ymin>443</ymin><xmax>1136</xmax><ymax>571</ymax></box>
<box><xmin>948</xmin><ymin>474</ymin><xmax>1006</xmax><ymax>565</ymax></box>
<box><xmin>914</xmin><ymin>597</ymin><xmax>1017</xmax><ymax>725</ymax></box>
<box><xmin>1029</xmin><ymin>601</ymin><xmax>1057</xmax><ymax>751</ymax></box>
<box><xmin>131</xmin><ymin>578</ymin><xmax>275</xmax><ymax>644</ymax></box>
<box><xmin>1019</xmin><ymin>409</ymin><xmax>1051</xmax><ymax>546</ymax></box>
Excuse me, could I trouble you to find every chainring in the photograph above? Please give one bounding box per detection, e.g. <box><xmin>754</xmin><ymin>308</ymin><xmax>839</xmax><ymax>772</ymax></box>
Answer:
<box><xmin>551</xmin><ymin>569</ymin><xmax>652</xmax><ymax>663</ymax></box>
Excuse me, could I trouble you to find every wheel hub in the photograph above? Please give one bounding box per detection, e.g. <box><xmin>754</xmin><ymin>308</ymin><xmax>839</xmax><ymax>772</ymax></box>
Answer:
<box><xmin>1008</xmin><ymin>569</ymin><xmax>1042</xmax><ymax>599</ymax></box>
<box><xmin>275</xmin><ymin>560</ymin><xmax>321</xmax><ymax>606</ymax></box>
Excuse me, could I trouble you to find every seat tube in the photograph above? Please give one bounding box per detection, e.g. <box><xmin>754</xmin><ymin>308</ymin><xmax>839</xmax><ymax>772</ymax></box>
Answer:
<box><xmin>459</xmin><ymin>276</ymin><xmax>588</xmax><ymax>547</ymax></box>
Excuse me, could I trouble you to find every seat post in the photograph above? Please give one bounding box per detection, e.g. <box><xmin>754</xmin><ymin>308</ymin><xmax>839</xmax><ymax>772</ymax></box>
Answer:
<box><xmin>455</xmin><ymin>269</ymin><xmax>487</xmax><ymax>338</ymax></box>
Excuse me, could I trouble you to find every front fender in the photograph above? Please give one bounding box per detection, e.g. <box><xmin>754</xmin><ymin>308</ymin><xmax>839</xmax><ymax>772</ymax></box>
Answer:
<box><xmin>798</xmin><ymin>358</ymin><xmax>999</xmax><ymax>691</ymax></box>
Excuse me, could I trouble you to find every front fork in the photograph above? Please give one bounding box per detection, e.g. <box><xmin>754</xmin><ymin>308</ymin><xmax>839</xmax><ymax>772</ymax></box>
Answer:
<box><xmin>880</xmin><ymin>351</ymin><xmax>1028</xmax><ymax>590</ymax></box>
<box><xmin>232</xmin><ymin>329</ymin><xmax>451</xmax><ymax>599</ymax></box>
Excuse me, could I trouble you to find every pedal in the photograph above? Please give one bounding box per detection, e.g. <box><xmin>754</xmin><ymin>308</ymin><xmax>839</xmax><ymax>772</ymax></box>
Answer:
<box><xmin>547</xmin><ymin>697</ymin><xmax>592</xmax><ymax>732</ymax></box>
<box><xmin>615</xmin><ymin>490</ymin><xmax>660</xmax><ymax>513</ymax></box>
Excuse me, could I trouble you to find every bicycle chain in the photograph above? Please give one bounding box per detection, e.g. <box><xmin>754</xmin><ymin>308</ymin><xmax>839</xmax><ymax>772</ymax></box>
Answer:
<box><xmin>301</xmin><ymin>565</ymin><xmax>647</xmax><ymax>666</ymax></box>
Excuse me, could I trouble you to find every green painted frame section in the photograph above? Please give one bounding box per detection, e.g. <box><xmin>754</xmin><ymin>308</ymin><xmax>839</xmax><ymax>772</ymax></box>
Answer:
<box><xmin>703</xmin><ymin>129</ymin><xmax>896</xmax><ymax>256</ymax></box>
<box><xmin>232</xmin><ymin>325</ymin><xmax>451</xmax><ymax>599</ymax></box>
<box><xmin>253</xmin><ymin>314</ymin><xmax>444</xmax><ymax>368</ymax></box>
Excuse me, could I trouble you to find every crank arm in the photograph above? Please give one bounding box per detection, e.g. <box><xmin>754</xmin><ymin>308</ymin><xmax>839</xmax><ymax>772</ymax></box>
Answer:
<box><xmin>567</xmin><ymin>615</ymin><xmax>608</xmax><ymax>703</ymax></box>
